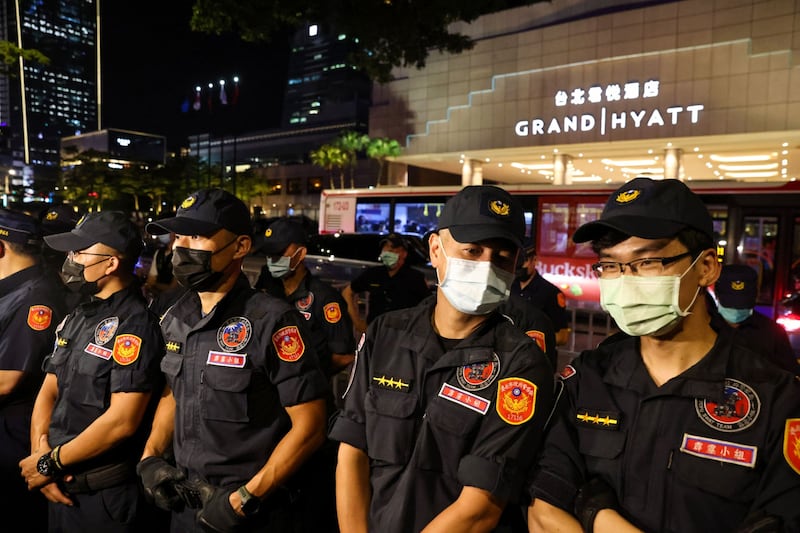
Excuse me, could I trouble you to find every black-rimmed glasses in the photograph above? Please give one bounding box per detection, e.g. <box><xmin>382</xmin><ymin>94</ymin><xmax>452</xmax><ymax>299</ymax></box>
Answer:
<box><xmin>591</xmin><ymin>251</ymin><xmax>694</xmax><ymax>279</ymax></box>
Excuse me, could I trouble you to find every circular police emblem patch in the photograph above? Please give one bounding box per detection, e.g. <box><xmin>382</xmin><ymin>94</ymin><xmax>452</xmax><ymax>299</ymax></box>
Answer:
<box><xmin>695</xmin><ymin>378</ymin><xmax>760</xmax><ymax>432</ymax></box>
<box><xmin>95</xmin><ymin>316</ymin><xmax>119</xmax><ymax>345</ymax></box>
<box><xmin>296</xmin><ymin>292</ymin><xmax>314</xmax><ymax>311</ymax></box>
<box><xmin>456</xmin><ymin>352</ymin><xmax>500</xmax><ymax>391</ymax></box>
<box><xmin>217</xmin><ymin>317</ymin><xmax>252</xmax><ymax>352</ymax></box>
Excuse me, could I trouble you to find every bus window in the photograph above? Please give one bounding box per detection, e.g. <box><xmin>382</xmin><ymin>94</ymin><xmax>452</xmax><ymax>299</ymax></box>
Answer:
<box><xmin>395</xmin><ymin>202</ymin><xmax>443</xmax><ymax>236</ymax></box>
<box><xmin>540</xmin><ymin>202</ymin><xmax>570</xmax><ymax>254</ymax></box>
<box><xmin>355</xmin><ymin>203</ymin><xmax>390</xmax><ymax>233</ymax></box>
<box><xmin>574</xmin><ymin>202</ymin><xmax>604</xmax><ymax>257</ymax></box>
<box><xmin>740</xmin><ymin>216</ymin><xmax>779</xmax><ymax>305</ymax></box>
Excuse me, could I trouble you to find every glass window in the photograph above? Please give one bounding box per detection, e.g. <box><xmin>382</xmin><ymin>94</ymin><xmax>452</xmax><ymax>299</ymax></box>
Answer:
<box><xmin>394</xmin><ymin>202</ymin><xmax>444</xmax><ymax>236</ymax></box>
<box><xmin>539</xmin><ymin>202</ymin><xmax>570</xmax><ymax>254</ymax></box>
<box><xmin>573</xmin><ymin>203</ymin><xmax>604</xmax><ymax>257</ymax></box>
<box><xmin>266</xmin><ymin>179</ymin><xmax>282</xmax><ymax>195</ymax></box>
<box><xmin>355</xmin><ymin>202</ymin><xmax>390</xmax><ymax>233</ymax></box>
<box><xmin>287</xmin><ymin>178</ymin><xmax>304</xmax><ymax>194</ymax></box>
<box><xmin>740</xmin><ymin>216</ymin><xmax>778</xmax><ymax>304</ymax></box>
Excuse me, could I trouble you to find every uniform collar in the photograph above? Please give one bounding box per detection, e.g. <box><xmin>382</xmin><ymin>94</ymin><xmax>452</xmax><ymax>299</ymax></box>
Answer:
<box><xmin>603</xmin><ymin>330</ymin><xmax>730</xmax><ymax>398</ymax></box>
<box><xmin>286</xmin><ymin>271</ymin><xmax>313</xmax><ymax>302</ymax></box>
<box><xmin>79</xmin><ymin>281</ymin><xmax>142</xmax><ymax>318</ymax></box>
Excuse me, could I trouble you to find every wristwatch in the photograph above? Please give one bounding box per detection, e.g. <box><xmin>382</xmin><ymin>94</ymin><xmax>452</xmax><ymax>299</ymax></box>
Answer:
<box><xmin>237</xmin><ymin>485</ymin><xmax>260</xmax><ymax>517</ymax></box>
<box><xmin>36</xmin><ymin>450</ymin><xmax>61</xmax><ymax>478</ymax></box>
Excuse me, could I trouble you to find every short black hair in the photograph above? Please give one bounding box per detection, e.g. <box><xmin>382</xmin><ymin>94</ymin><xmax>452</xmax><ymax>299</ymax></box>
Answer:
<box><xmin>5</xmin><ymin>239</ymin><xmax>42</xmax><ymax>258</ymax></box>
<box><xmin>590</xmin><ymin>227</ymin><xmax>714</xmax><ymax>256</ymax></box>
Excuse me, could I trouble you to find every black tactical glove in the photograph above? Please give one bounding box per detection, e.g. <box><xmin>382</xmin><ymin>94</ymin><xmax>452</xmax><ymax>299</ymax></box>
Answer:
<box><xmin>573</xmin><ymin>477</ymin><xmax>619</xmax><ymax>532</ymax></box>
<box><xmin>735</xmin><ymin>510</ymin><xmax>783</xmax><ymax>533</ymax></box>
<box><xmin>196</xmin><ymin>486</ymin><xmax>248</xmax><ymax>533</ymax></box>
<box><xmin>136</xmin><ymin>456</ymin><xmax>187</xmax><ymax>511</ymax></box>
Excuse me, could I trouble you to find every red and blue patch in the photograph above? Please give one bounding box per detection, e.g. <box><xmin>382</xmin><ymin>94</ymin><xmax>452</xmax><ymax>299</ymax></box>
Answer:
<box><xmin>94</xmin><ymin>316</ymin><xmax>119</xmax><ymax>345</ymax></box>
<box><xmin>695</xmin><ymin>378</ymin><xmax>760</xmax><ymax>432</ymax></box>
<box><xmin>456</xmin><ymin>353</ymin><xmax>500</xmax><ymax>391</ymax></box>
<box><xmin>217</xmin><ymin>317</ymin><xmax>252</xmax><ymax>352</ymax></box>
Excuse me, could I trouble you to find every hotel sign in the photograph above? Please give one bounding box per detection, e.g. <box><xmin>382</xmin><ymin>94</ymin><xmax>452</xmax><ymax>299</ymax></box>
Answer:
<box><xmin>514</xmin><ymin>79</ymin><xmax>704</xmax><ymax>136</ymax></box>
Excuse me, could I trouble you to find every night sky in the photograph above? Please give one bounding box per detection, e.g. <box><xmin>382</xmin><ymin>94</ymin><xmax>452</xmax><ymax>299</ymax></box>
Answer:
<box><xmin>100</xmin><ymin>1</ymin><xmax>291</xmax><ymax>150</ymax></box>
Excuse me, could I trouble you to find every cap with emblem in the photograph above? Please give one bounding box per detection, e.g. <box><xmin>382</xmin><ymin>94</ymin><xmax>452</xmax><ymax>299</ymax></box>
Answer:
<box><xmin>379</xmin><ymin>233</ymin><xmax>407</xmax><ymax>249</ymax></box>
<box><xmin>715</xmin><ymin>264</ymin><xmax>758</xmax><ymax>309</ymax></box>
<box><xmin>146</xmin><ymin>188</ymin><xmax>251</xmax><ymax>237</ymax></box>
<box><xmin>437</xmin><ymin>185</ymin><xmax>524</xmax><ymax>248</ymax></box>
<box><xmin>44</xmin><ymin>211</ymin><xmax>143</xmax><ymax>257</ymax></box>
<box><xmin>253</xmin><ymin>217</ymin><xmax>308</xmax><ymax>255</ymax></box>
<box><xmin>572</xmin><ymin>177</ymin><xmax>713</xmax><ymax>243</ymax></box>
<box><xmin>40</xmin><ymin>204</ymin><xmax>80</xmax><ymax>236</ymax></box>
<box><xmin>0</xmin><ymin>208</ymin><xmax>42</xmax><ymax>244</ymax></box>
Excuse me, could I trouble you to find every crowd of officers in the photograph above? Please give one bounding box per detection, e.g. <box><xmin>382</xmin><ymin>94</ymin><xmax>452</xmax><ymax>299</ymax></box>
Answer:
<box><xmin>1</xmin><ymin>180</ymin><xmax>799</xmax><ymax>533</ymax></box>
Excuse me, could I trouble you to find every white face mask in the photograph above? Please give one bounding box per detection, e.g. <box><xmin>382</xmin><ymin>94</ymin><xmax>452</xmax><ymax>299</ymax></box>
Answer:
<box><xmin>599</xmin><ymin>254</ymin><xmax>702</xmax><ymax>337</ymax></box>
<box><xmin>436</xmin><ymin>236</ymin><xmax>514</xmax><ymax>315</ymax></box>
<box><xmin>267</xmin><ymin>248</ymin><xmax>301</xmax><ymax>279</ymax></box>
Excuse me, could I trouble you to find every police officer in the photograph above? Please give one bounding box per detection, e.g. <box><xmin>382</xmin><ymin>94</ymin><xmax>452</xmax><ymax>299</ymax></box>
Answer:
<box><xmin>499</xmin><ymin>293</ymin><xmax>558</xmax><ymax>370</ymax></box>
<box><xmin>138</xmin><ymin>188</ymin><xmax>329</xmax><ymax>533</ymax></box>
<box><xmin>254</xmin><ymin>217</ymin><xmax>355</xmax><ymax>377</ymax></box>
<box><xmin>19</xmin><ymin>211</ymin><xmax>165</xmax><ymax>532</ymax></box>
<box><xmin>341</xmin><ymin>232</ymin><xmax>430</xmax><ymax>336</ymax></box>
<box><xmin>527</xmin><ymin>177</ymin><xmax>800</xmax><ymax>532</ymax></box>
<box><xmin>331</xmin><ymin>185</ymin><xmax>554</xmax><ymax>533</ymax></box>
<box><xmin>712</xmin><ymin>263</ymin><xmax>799</xmax><ymax>374</ymax></box>
<box><xmin>511</xmin><ymin>244</ymin><xmax>571</xmax><ymax>346</ymax></box>
<box><xmin>0</xmin><ymin>209</ymin><xmax>69</xmax><ymax>533</ymax></box>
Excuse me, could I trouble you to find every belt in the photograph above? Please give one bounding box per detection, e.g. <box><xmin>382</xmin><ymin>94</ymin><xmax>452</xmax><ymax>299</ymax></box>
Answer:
<box><xmin>62</xmin><ymin>462</ymin><xmax>135</xmax><ymax>494</ymax></box>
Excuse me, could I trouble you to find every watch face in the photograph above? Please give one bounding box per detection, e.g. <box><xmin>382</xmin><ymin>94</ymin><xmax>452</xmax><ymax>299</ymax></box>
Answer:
<box><xmin>36</xmin><ymin>454</ymin><xmax>53</xmax><ymax>477</ymax></box>
<box><xmin>241</xmin><ymin>497</ymin><xmax>260</xmax><ymax>516</ymax></box>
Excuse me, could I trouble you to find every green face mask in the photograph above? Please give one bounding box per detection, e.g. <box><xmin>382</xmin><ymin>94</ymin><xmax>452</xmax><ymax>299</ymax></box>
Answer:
<box><xmin>599</xmin><ymin>255</ymin><xmax>701</xmax><ymax>337</ymax></box>
<box><xmin>379</xmin><ymin>251</ymin><xmax>399</xmax><ymax>269</ymax></box>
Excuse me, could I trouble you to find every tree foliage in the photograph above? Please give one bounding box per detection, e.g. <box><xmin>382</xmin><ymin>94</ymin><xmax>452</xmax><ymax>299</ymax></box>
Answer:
<box><xmin>366</xmin><ymin>137</ymin><xmax>401</xmax><ymax>186</ymax></box>
<box><xmin>190</xmin><ymin>0</ymin><xmax>543</xmax><ymax>81</ymax></box>
<box><xmin>0</xmin><ymin>41</ymin><xmax>49</xmax><ymax>76</ymax></box>
<box><xmin>335</xmin><ymin>131</ymin><xmax>369</xmax><ymax>188</ymax></box>
<box><xmin>310</xmin><ymin>144</ymin><xmax>347</xmax><ymax>189</ymax></box>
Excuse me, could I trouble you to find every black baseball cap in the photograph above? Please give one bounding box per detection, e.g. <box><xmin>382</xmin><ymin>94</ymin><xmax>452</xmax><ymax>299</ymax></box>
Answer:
<box><xmin>573</xmin><ymin>177</ymin><xmax>713</xmax><ymax>243</ymax></box>
<box><xmin>379</xmin><ymin>233</ymin><xmax>408</xmax><ymax>249</ymax></box>
<box><xmin>253</xmin><ymin>218</ymin><xmax>308</xmax><ymax>255</ymax></box>
<box><xmin>40</xmin><ymin>204</ymin><xmax>80</xmax><ymax>236</ymax></box>
<box><xmin>44</xmin><ymin>211</ymin><xmax>144</xmax><ymax>257</ymax></box>
<box><xmin>715</xmin><ymin>264</ymin><xmax>758</xmax><ymax>309</ymax></box>
<box><xmin>437</xmin><ymin>185</ymin><xmax>524</xmax><ymax>247</ymax></box>
<box><xmin>0</xmin><ymin>208</ymin><xmax>42</xmax><ymax>244</ymax></box>
<box><xmin>146</xmin><ymin>188</ymin><xmax>251</xmax><ymax>237</ymax></box>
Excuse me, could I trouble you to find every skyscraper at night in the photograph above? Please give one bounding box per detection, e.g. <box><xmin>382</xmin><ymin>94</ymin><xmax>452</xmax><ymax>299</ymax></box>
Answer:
<box><xmin>0</xmin><ymin>0</ymin><xmax>99</xmax><ymax>200</ymax></box>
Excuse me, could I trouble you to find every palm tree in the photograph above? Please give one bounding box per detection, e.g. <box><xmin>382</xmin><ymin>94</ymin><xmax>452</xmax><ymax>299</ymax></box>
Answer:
<box><xmin>366</xmin><ymin>137</ymin><xmax>401</xmax><ymax>187</ymax></box>
<box><xmin>310</xmin><ymin>144</ymin><xmax>347</xmax><ymax>189</ymax></box>
<box><xmin>336</xmin><ymin>131</ymin><xmax>369</xmax><ymax>188</ymax></box>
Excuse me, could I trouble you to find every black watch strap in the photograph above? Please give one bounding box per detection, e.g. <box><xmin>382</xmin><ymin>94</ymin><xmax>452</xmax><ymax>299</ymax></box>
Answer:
<box><xmin>237</xmin><ymin>485</ymin><xmax>260</xmax><ymax>516</ymax></box>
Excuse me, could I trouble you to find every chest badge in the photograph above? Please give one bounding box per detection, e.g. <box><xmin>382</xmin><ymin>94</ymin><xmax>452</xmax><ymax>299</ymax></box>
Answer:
<box><xmin>695</xmin><ymin>378</ymin><xmax>760</xmax><ymax>432</ymax></box>
<box><xmin>575</xmin><ymin>408</ymin><xmax>620</xmax><ymax>430</ymax></box>
<box><xmin>27</xmin><ymin>305</ymin><xmax>52</xmax><ymax>331</ymax></box>
<box><xmin>456</xmin><ymin>352</ymin><xmax>500</xmax><ymax>391</ymax></box>
<box><xmin>217</xmin><ymin>317</ymin><xmax>252</xmax><ymax>352</ymax></box>
<box><xmin>372</xmin><ymin>374</ymin><xmax>412</xmax><ymax>392</ymax></box>
<box><xmin>94</xmin><ymin>316</ymin><xmax>119</xmax><ymax>345</ymax></box>
<box><xmin>296</xmin><ymin>293</ymin><xmax>314</xmax><ymax>311</ymax></box>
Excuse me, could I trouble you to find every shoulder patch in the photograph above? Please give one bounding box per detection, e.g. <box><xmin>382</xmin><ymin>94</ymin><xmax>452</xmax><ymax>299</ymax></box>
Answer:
<box><xmin>27</xmin><ymin>305</ymin><xmax>52</xmax><ymax>331</ymax></box>
<box><xmin>324</xmin><ymin>302</ymin><xmax>342</xmax><ymax>323</ymax></box>
<box><xmin>272</xmin><ymin>325</ymin><xmax>306</xmax><ymax>362</ymax></box>
<box><xmin>525</xmin><ymin>330</ymin><xmax>546</xmax><ymax>353</ymax></box>
<box><xmin>557</xmin><ymin>292</ymin><xmax>566</xmax><ymax>308</ymax></box>
<box><xmin>784</xmin><ymin>418</ymin><xmax>800</xmax><ymax>475</ymax></box>
<box><xmin>113</xmin><ymin>334</ymin><xmax>141</xmax><ymax>365</ymax></box>
<box><xmin>559</xmin><ymin>364</ymin><xmax>576</xmax><ymax>380</ymax></box>
<box><xmin>496</xmin><ymin>377</ymin><xmax>537</xmax><ymax>425</ymax></box>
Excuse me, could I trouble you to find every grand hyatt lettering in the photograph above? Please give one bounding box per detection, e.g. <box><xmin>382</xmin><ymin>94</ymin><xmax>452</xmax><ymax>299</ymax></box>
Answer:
<box><xmin>515</xmin><ymin>104</ymin><xmax>704</xmax><ymax>137</ymax></box>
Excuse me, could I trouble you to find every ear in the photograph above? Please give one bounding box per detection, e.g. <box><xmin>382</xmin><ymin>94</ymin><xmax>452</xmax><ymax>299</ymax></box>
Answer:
<box><xmin>428</xmin><ymin>232</ymin><xmax>443</xmax><ymax>268</ymax></box>
<box><xmin>233</xmin><ymin>235</ymin><xmax>252</xmax><ymax>259</ymax></box>
<box><xmin>104</xmin><ymin>255</ymin><xmax>120</xmax><ymax>276</ymax></box>
<box><xmin>696</xmin><ymin>249</ymin><xmax>721</xmax><ymax>287</ymax></box>
<box><xmin>295</xmin><ymin>246</ymin><xmax>307</xmax><ymax>263</ymax></box>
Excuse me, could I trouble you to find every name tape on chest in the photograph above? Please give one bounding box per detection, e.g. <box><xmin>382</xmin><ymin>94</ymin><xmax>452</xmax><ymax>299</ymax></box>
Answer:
<box><xmin>438</xmin><ymin>383</ymin><xmax>490</xmax><ymax>415</ymax></box>
<box><xmin>85</xmin><ymin>342</ymin><xmax>112</xmax><ymax>360</ymax></box>
<box><xmin>27</xmin><ymin>305</ymin><xmax>52</xmax><ymax>331</ymax></box>
<box><xmin>496</xmin><ymin>377</ymin><xmax>537</xmax><ymax>425</ymax></box>
<box><xmin>575</xmin><ymin>408</ymin><xmax>621</xmax><ymax>430</ymax></box>
<box><xmin>208</xmin><ymin>350</ymin><xmax>247</xmax><ymax>368</ymax></box>
<box><xmin>680</xmin><ymin>433</ymin><xmax>757</xmax><ymax>468</ymax></box>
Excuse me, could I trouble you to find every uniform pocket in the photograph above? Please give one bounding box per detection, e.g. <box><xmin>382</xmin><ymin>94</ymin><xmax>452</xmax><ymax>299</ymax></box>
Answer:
<box><xmin>365</xmin><ymin>389</ymin><xmax>418</xmax><ymax>464</ymax></box>
<box><xmin>418</xmin><ymin>394</ymin><xmax>484</xmax><ymax>476</ymax></box>
<box><xmin>201</xmin><ymin>365</ymin><xmax>253</xmax><ymax>422</ymax></box>
<box><xmin>160</xmin><ymin>353</ymin><xmax>183</xmax><ymax>389</ymax></box>
<box><xmin>672</xmin><ymin>447</ymin><xmax>758</xmax><ymax>502</ymax></box>
<box><xmin>75</xmin><ymin>353</ymin><xmax>112</xmax><ymax>408</ymax></box>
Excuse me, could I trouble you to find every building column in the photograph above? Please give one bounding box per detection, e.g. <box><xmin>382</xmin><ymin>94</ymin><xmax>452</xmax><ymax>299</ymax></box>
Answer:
<box><xmin>462</xmin><ymin>159</ymin><xmax>483</xmax><ymax>186</ymax></box>
<box><xmin>664</xmin><ymin>148</ymin><xmax>683</xmax><ymax>180</ymax></box>
<box><xmin>552</xmin><ymin>153</ymin><xmax>573</xmax><ymax>185</ymax></box>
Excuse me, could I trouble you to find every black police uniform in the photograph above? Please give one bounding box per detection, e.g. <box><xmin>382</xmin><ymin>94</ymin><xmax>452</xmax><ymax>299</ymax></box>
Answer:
<box><xmin>511</xmin><ymin>272</ymin><xmax>569</xmax><ymax>333</ymax></box>
<box><xmin>257</xmin><ymin>269</ymin><xmax>354</xmax><ymax>377</ymax></box>
<box><xmin>330</xmin><ymin>296</ymin><xmax>555</xmax><ymax>533</ymax></box>
<box><xmin>349</xmin><ymin>263</ymin><xmax>430</xmax><ymax>324</ymax></box>
<box><xmin>499</xmin><ymin>293</ymin><xmax>558</xmax><ymax>370</ymax></box>
<box><xmin>529</xmin><ymin>330</ymin><xmax>800</xmax><ymax>532</ymax></box>
<box><xmin>159</xmin><ymin>274</ymin><xmax>329</xmax><ymax>532</ymax></box>
<box><xmin>45</xmin><ymin>283</ymin><xmax>164</xmax><ymax>530</ymax></box>
<box><xmin>0</xmin><ymin>264</ymin><xmax>69</xmax><ymax>531</ymax></box>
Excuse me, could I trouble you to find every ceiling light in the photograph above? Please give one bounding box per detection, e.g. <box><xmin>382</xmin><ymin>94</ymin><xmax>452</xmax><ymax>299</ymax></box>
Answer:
<box><xmin>572</xmin><ymin>176</ymin><xmax>602</xmax><ymax>182</ymax></box>
<box><xmin>601</xmin><ymin>158</ymin><xmax>657</xmax><ymax>166</ymax></box>
<box><xmin>724</xmin><ymin>171</ymin><xmax>779</xmax><ymax>178</ymax></box>
<box><xmin>621</xmin><ymin>167</ymin><xmax>664</xmax><ymax>174</ymax></box>
<box><xmin>511</xmin><ymin>162</ymin><xmax>554</xmax><ymax>170</ymax></box>
<box><xmin>717</xmin><ymin>163</ymin><xmax>778</xmax><ymax>171</ymax></box>
<box><xmin>709</xmin><ymin>154</ymin><xmax>771</xmax><ymax>163</ymax></box>
<box><xmin>539</xmin><ymin>170</ymin><xmax>553</xmax><ymax>176</ymax></box>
